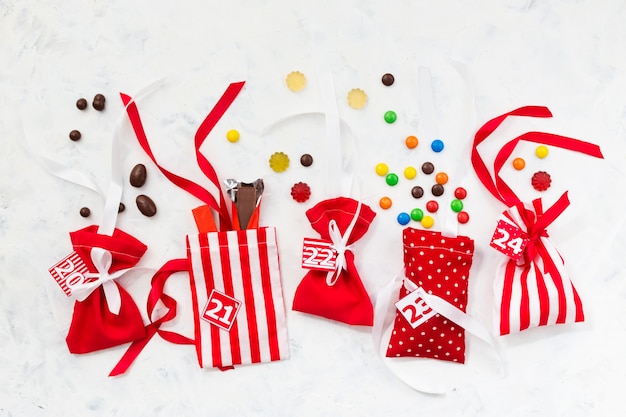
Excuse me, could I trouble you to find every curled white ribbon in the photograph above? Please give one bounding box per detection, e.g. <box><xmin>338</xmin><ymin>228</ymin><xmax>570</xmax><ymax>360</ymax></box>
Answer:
<box><xmin>325</xmin><ymin>201</ymin><xmax>362</xmax><ymax>286</ymax></box>
<box><xmin>69</xmin><ymin>247</ymin><xmax>133</xmax><ymax>315</ymax></box>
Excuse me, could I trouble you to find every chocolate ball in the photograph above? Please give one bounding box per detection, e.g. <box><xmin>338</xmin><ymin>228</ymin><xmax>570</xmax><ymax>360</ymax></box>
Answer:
<box><xmin>79</xmin><ymin>207</ymin><xmax>91</xmax><ymax>217</ymax></box>
<box><xmin>118</xmin><ymin>202</ymin><xmax>125</xmax><ymax>213</ymax></box>
<box><xmin>381</xmin><ymin>73</ymin><xmax>395</xmax><ymax>86</ymax></box>
<box><xmin>92</xmin><ymin>94</ymin><xmax>106</xmax><ymax>111</ymax></box>
<box><xmin>431</xmin><ymin>183</ymin><xmax>445</xmax><ymax>196</ymax></box>
<box><xmin>300</xmin><ymin>154</ymin><xmax>313</xmax><ymax>167</ymax></box>
<box><xmin>76</xmin><ymin>98</ymin><xmax>88</xmax><ymax>110</ymax></box>
<box><xmin>69</xmin><ymin>130</ymin><xmax>81</xmax><ymax>141</ymax></box>
<box><xmin>421</xmin><ymin>162</ymin><xmax>435</xmax><ymax>175</ymax></box>
<box><xmin>411</xmin><ymin>186</ymin><xmax>424</xmax><ymax>199</ymax></box>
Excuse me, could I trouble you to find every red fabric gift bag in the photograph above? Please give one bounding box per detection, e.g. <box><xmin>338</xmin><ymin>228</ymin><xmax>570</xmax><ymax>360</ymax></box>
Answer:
<box><xmin>65</xmin><ymin>225</ymin><xmax>148</xmax><ymax>354</ymax></box>
<box><xmin>292</xmin><ymin>197</ymin><xmax>376</xmax><ymax>326</ymax></box>
<box><xmin>471</xmin><ymin>106</ymin><xmax>604</xmax><ymax>335</ymax></box>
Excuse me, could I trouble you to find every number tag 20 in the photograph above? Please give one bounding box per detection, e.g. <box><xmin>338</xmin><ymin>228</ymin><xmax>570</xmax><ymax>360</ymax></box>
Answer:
<box><xmin>395</xmin><ymin>288</ymin><xmax>437</xmax><ymax>329</ymax></box>
<box><xmin>201</xmin><ymin>289</ymin><xmax>242</xmax><ymax>331</ymax></box>
<box><xmin>490</xmin><ymin>218</ymin><xmax>530</xmax><ymax>261</ymax></box>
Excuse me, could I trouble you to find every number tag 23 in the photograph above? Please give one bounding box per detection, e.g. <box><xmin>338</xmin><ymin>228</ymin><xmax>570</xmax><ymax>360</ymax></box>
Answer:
<box><xmin>395</xmin><ymin>288</ymin><xmax>437</xmax><ymax>329</ymax></box>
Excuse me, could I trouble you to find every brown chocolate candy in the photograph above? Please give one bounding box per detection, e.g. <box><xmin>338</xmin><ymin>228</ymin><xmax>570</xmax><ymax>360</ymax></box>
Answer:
<box><xmin>118</xmin><ymin>202</ymin><xmax>125</xmax><ymax>213</ymax></box>
<box><xmin>69</xmin><ymin>130</ymin><xmax>81</xmax><ymax>141</ymax></box>
<box><xmin>79</xmin><ymin>207</ymin><xmax>91</xmax><ymax>217</ymax></box>
<box><xmin>129</xmin><ymin>163</ymin><xmax>147</xmax><ymax>187</ymax></box>
<box><xmin>300</xmin><ymin>153</ymin><xmax>313</xmax><ymax>167</ymax></box>
<box><xmin>76</xmin><ymin>98</ymin><xmax>88</xmax><ymax>110</ymax></box>
<box><xmin>431</xmin><ymin>183</ymin><xmax>445</xmax><ymax>196</ymax></box>
<box><xmin>92</xmin><ymin>94</ymin><xmax>106</xmax><ymax>111</ymax></box>
<box><xmin>136</xmin><ymin>194</ymin><xmax>157</xmax><ymax>217</ymax></box>
<box><xmin>411</xmin><ymin>186</ymin><xmax>424</xmax><ymax>199</ymax></box>
<box><xmin>421</xmin><ymin>162</ymin><xmax>435</xmax><ymax>175</ymax></box>
<box><xmin>381</xmin><ymin>73</ymin><xmax>395</xmax><ymax>86</ymax></box>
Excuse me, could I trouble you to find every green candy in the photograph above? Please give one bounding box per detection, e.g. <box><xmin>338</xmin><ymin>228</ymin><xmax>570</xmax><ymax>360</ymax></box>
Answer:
<box><xmin>385</xmin><ymin>173</ymin><xmax>399</xmax><ymax>186</ymax></box>
<box><xmin>451</xmin><ymin>199</ymin><xmax>464</xmax><ymax>213</ymax></box>
<box><xmin>384</xmin><ymin>110</ymin><xmax>397</xmax><ymax>124</ymax></box>
<box><xmin>410</xmin><ymin>208</ymin><xmax>424</xmax><ymax>221</ymax></box>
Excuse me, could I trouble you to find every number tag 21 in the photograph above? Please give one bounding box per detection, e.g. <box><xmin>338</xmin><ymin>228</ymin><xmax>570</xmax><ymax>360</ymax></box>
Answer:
<box><xmin>490</xmin><ymin>218</ymin><xmax>530</xmax><ymax>261</ymax></box>
<box><xmin>201</xmin><ymin>289</ymin><xmax>242</xmax><ymax>331</ymax></box>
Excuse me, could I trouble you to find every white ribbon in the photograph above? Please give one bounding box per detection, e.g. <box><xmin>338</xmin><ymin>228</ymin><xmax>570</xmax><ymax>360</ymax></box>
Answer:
<box><xmin>325</xmin><ymin>201</ymin><xmax>362</xmax><ymax>286</ymax></box>
<box><xmin>69</xmin><ymin>247</ymin><xmax>134</xmax><ymax>315</ymax></box>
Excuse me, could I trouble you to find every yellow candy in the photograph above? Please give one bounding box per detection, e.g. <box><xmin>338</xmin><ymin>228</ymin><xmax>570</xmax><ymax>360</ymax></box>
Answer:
<box><xmin>269</xmin><ymin>152</ymin><xmax>290</xmax><ymax>173</ymax></box>
<box><xmin>347</xmin><ymin>88</ymin><xmax>368</xmax><ymax>109</ymax></box>
<box><xmin>226</xmin><ymin>129</ymin><xmax>240</xmax><ymax>143</ymax></box>
<box><xmin>404</xmin><ymin>166</ymin><xmax>417</xmax><ymax>180</ymax></box>
<box><xmin>421</xmin><ymin>215</ymin><xmax>434</xmax><ymax>229</ymax></box>
<box><xmin>375</xmin><ymin>163</ymin><xmax>389</xmax><ymax>176</ymax></box>
<box><xmin>286</xmin><ymin>71</ymin><xmax>307</xmax><ymax>92</ymax></box>
<box><xmin>536</xmin><ymin>145</ymin><xmax>549</xmax><ymax>159</ymax></box>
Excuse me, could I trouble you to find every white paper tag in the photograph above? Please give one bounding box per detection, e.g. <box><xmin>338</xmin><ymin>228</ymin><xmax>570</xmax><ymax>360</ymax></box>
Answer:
<box><xmin>201</xmin><ymin>289</ymin><xmax>242</xmax><ymax>331</ymax></box>
<box><xmin>490</xmin><ymin>218</ymin><xmax>529</xmax><ymax>261</ymax></box>
<box><xmin>301</xmin><ymin>238</ymin><xmax>338</xmax><ymax>271</ymax></box>
<box><xmin>48</xmin><ymin>251</ymin><xmax>95</xmax><ymax>296</ymax></box>
<box><xmin>395</xmin><ymin>287</ymin><xmax>437</xmax><ymax>329</ymax></box>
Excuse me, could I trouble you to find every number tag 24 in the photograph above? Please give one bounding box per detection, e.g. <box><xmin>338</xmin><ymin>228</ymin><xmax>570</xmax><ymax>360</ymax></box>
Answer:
<box><xmin>489</xmin><ymin>218</ymin><xmax>530</xmax><ymax>261</ymax></box>
<box><xmin>395</xmin><ymin>288</ymin><xmax>437</xmax><ymax>329</ymax></box>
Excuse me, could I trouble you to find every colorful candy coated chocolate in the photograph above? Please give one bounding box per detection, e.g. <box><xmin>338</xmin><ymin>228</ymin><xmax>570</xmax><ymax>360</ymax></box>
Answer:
<box><xmin>435</xmin><ymin>172</ymin><xmax>448</xmax><ymax>185</ymax></box>
<box><xmin>405</xmin><ymin>135</ymin><xmax>418</xmax><ymax>149</ymax></box>
<box><xmin>397</xmin><ymin>212</ymin><xmax>410</xmax><ymax>225</ymax></box>
<box><xmin>386</xmin><ymin>173</ymin><xmax>399</xmax><ymax>186</ymax></box>
<box><xmin>379</xmin><ymin>197</ymin><xmax>392</xmax><ymax>209</ymax></box>
<box><xmin>426</xmin><ymin>200</ymin><xmax>439</xmax><ymax>213</ymax></box>
<box><xmin>450</xmin><ymin>199</ymin><xmax>463</xmax><ymax>213</ymax></box>
<box><xmin>457</xmin><ymin>211</ymin><xmax>470</xmax><ymax>224</ymax></box>
<box><xmin>513</xmin><ymin>157</ymin><xmax>526</xmax><ymax>170</ymax></box>
<box><xmin>404</xmin><ymin>166</ymin><xmax>417</xmax><ymax>180</ymax></box>
<box><xmin>410</xmin><ymin>208</ymin><xmax>424</xmax><ymax>221</ymax></box>
<box><xmin>535</xmin><ymin>145</ymin><xmax>549</xmax><ymax>159</ymax></box>
<box><xmin>375</xmin><ymin>163</ymin><xmax>389</xmax><ymax>176</ymax></box>
<box><xmin>384</xmin><ymin>110</ymin><xmax>397</xmax><ymax>124</ymax></box>
<box><xmin>226</xmin><ymin>129</ymin><xmax>240</xmax><ymax>143</ymax></box>
<box><xmin>421</xmin><ymin>215</ymin><xmax>434</xmax><ymax>229</ymax></box>
<box><xmin>431</xmin><ymin>139</ymin><xmax>444</xmax><ymax>152</ymax></box>
<box><xmin>454</xmin><ymin>187</ymin><xmax>467</xmax><ymax>199</ymax></box>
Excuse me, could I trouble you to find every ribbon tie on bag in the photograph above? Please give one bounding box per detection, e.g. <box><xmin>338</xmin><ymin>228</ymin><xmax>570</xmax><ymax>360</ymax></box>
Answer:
<box><xmin>70</xmin><ymin>247</ymin><xmax>133</xmax><ymax>315</ymax></box>
<box><xmin>324</xmin><ymin>201</ymin><xmax>362</xmax><ymax>286</ymax></box>
<box><xmin>504</xmin><ymin>192</ymin><xmax>570</xmax><ymax>268</ymax></box>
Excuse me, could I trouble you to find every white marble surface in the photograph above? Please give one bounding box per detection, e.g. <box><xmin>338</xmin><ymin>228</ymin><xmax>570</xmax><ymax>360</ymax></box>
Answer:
<box><xmin>2</xmin><ymin>0</ymin><xmax>626</xmax><ymax>415</ymax></box>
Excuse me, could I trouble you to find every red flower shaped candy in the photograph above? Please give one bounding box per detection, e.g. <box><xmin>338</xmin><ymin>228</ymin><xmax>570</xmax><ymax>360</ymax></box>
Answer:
<box><xmin>531</xmin><ymin>171</ymin><xmax>551</xmax><ymax>191</ymax></box>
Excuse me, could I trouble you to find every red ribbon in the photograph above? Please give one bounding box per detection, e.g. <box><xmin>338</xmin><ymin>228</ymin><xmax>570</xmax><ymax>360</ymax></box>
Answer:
<box><xmin>121</xmin><ymin>81</ymin><xmax>246</xmax><ymax>231</ymax></box>
<box><xmin>110</xmin><ymin>258</ymin><xmax>191</xmax><ymax>376</ymax></box>
<box><xmin>472</xmin><ymin>106</ymin><xmax>604</xmax><ymax>206</ymax></box>
<box><xmin>473</xmin><ymin>106</ymin><xmax>602</xmax><ymax>335</ymax></box>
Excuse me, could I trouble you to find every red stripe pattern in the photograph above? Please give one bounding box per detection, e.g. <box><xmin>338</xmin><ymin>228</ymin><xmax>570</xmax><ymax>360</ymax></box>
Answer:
<box><xmin>495</xmin><ymin>198</ymin><xmax>584</xmax><ymax>335</ymax></box>
<box><xmin>187</xmin><ymin>227</ymin><xmax>289</xmax><ymax>367</ymax></box>
<box><xmin>48</xmin><ymin>251</ymin><xmax>92</xmax><ymax>296</ymax></box>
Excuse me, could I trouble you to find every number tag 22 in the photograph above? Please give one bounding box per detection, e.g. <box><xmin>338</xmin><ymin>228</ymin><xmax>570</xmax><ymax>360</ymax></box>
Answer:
<box><xmin>301</xmin><ymin>238</ymin><xmax>338</xmax><ymax>272</ymax></box>
<box><xmin>490</xmin><ymin>218</ymin><xmax>530</xmax><ymax>261</ymax></box>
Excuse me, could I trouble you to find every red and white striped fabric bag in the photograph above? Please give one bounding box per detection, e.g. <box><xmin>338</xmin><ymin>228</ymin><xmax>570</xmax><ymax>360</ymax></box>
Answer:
<box><xmin>471</xmin><ymin>106</ymin><xmax>604</xmax><ymax>336</ymax></box>
<box><xmin>187</xmin><ymin>228</ymin><xmax>289</xmax><ymax>367</ymax></box>
<box><xmin>109</xmin><ymin>81</ymin><xmax>290</xmax><ymax>376</ymax></box>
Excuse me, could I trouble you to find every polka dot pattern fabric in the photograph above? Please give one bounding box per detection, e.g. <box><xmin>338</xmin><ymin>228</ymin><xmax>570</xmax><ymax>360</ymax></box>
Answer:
<box><xmin>386</xmin><ymin>228</ymin><xmax>475</xmax><ymax>363</ymax></box>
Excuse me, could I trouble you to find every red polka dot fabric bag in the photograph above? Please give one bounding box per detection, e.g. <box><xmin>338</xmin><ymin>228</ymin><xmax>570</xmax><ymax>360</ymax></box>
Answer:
<box><xmin>386</xmin><ymin>228</ymin><xmax>474</xmax><ymax>363</ymax></box>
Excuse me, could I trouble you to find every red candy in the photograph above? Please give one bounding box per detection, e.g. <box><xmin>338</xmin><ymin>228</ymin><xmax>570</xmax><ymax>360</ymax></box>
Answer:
<box><xmin>291</xmin><ymin>182</ymin><xmax>311</xmax><ymax>202</ymax></box>
<box><xmin>426</xmin><ymin>200</ymin><xmax>439</xmax><ymax>213</ymax></box>
<box><xmin>454</xmin><ymin>187</ymin><xmax>467</xmax><ymax>200</ymax></box>
<box><xmin>457</xmin><ymin>211</ymin><xmax>470</xmax><ymax>224</ymax></box>
<box><xmin>531</xmin><ymin>171</ymin><xmax>551</xmax><ymax>191</ymax></box>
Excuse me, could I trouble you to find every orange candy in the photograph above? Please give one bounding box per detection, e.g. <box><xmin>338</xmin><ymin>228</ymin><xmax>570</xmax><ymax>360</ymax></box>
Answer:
<box><xmin>405</xmin><ymin>135</ymin><xmax>419</xmax><ymax>149</ymax></box>
<box><xmin>435</xmin><ymin>172</ymin><xmax>448</xmax><ymax>185</ymax></box>
<box><xmin>379</xmin><ymin>196</ymin><xmax>392</xmax><ymax>209</ymax></box>
<box><xmin>513</xmin><ymin>157</ymin><xmax>526</xmax><ymax>170</ymax></box>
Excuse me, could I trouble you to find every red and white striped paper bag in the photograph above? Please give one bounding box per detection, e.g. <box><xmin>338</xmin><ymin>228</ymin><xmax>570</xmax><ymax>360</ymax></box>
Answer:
<box><xmin>186</xmin><ymin>227</ymin><xmax>289</xmax><ymax>368</ymax></box>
